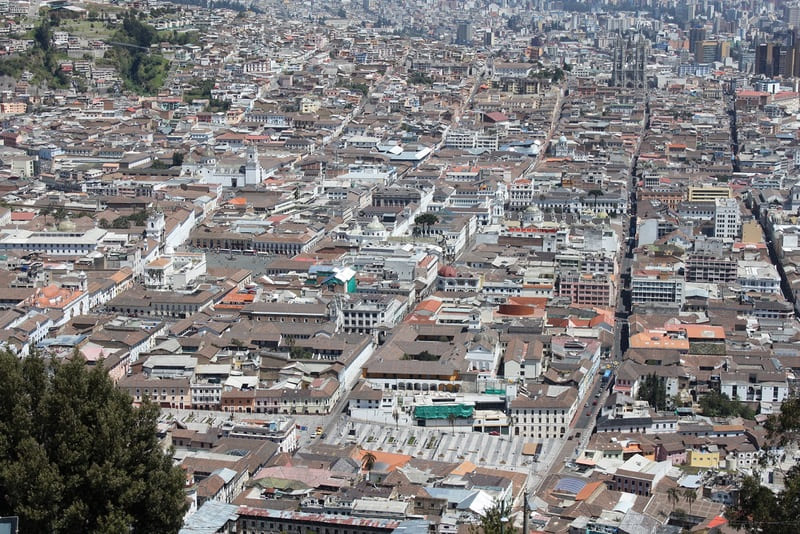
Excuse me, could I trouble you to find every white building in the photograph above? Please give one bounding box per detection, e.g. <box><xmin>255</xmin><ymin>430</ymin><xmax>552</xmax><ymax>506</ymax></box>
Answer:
<box><xmin>720</xmin><ymin>372</ymin><xmax>788</xmax><ymax>406</ymax></box>
<box><xmin>144</xmin><ymin>252</ymin><xmax>207</xmax><ymax>290</ymax></box>
<box><xmin>736</xmin><ymin>260</ymin><xmax>781</xmax><ymax>293</ymax></box>
<box><xmin>631</xmin><ymin>270</ymin><xmax>685</xmax><ymax>305</ymax></box>
<box><xmin>0</xmin><ymin>227</ymin><xmax>108</xmax><ymax>256</ymax></box>
<box><xmin>714</xmin><ymin>198</ymin><xmax>741</xmax><ymax>239</ymax></box>
<box><xmin>340</xmin><ymin>295</ymin><xmax>408</xmax><ymax>335</ymax></box>
<box><xmin>509</xmin><ymin>385</ymin><xmax>578</xmax><ymax>440</ymax></box>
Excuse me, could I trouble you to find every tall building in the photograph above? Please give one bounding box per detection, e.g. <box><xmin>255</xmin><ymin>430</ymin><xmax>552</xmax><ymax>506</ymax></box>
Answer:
<box><xmin>786</xmin><ymin>2</ymin><xmax>800</xmax><ymax>29</ymax></box>
<box><xmin>695</xmin><ymin>40</ymin><xmax>719</xmax><ymax>63</ymax></box>
<box><xmin>755</xmin><ymin>34</ymin><xmax>800</xmax><ymax>77</ymax></box>
<box><xmin>456</xmin><ymin>22</ymin><xmax>473</xmax><ymax>45</ymax></box>
<box><xmin>689</xmin><ymin>27</ymin><xmax>706</xmax><ymax>55</ymax></box>
<box><xmin>610</xmin><ymin>35</ymin><xmax>648</xmax><ymax>88</ymax></box>
<box><xmin>714</xmin><ymin>198</ymin><xmax>741</xmax><ymax>240</ymax></box>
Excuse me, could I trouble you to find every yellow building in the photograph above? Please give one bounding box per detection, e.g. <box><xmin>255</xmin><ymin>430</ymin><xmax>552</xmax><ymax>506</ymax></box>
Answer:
<box><xmin>687</xmin><ymin>448</ymin><xmax>720</xmax><ymax>468</ymax></box>
<box><xmin>688</xmin><ymin>186</ymin><xmax>732</xmax><ymax>202</ymax></box>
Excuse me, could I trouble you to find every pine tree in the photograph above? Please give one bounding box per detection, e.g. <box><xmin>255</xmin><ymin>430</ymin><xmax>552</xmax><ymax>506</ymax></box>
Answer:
<box><xmin>0</xmin><ymin>351</ymin><xmax>187</xmax><ymax>533</ymax></box>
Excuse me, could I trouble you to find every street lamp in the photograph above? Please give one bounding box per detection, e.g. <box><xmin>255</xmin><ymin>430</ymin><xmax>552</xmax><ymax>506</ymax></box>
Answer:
<box><xmin>500</xmin><ymin>516</ymin><xmax>509</xmax><ymax>534</ymax></box>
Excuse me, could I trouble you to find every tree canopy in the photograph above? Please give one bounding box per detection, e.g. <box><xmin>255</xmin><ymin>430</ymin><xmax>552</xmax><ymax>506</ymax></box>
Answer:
<box><xmin>727</xmin><ymin>397</ymin><xmax>800</xmax><ymax>533</ymax></box>
<box><xmin>0</xmin><ymin>351</ymin><xmax>187</xmax><ymax>533</ymax></box>
<box><xmin>470</xmin><ymin>499</ymin><xmax>517</xmax><ymax>534</ymax></box>
<box><xmin>637</xmin><ymin>373</ymin><xmax>667</xmax><ymax>411</ymax></box>
<box><xmin>699</xmin><ymin>390</ymin><xmax>755</xmax><ymax>420</ymax></box>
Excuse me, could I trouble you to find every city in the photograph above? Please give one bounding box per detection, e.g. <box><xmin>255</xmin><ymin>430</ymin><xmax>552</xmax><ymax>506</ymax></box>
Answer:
<box><xmin>0</xmin><ymin>0</ymin><xmax>799</xmax><ymax>533</ymax></box>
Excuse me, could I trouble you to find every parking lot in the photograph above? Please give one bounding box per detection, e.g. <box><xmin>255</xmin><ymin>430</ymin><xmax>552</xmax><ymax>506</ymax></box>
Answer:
<box><xmin>322</xmin><ymin>419</ymin><xmax>562</xmax><ymax>471</ymax></box>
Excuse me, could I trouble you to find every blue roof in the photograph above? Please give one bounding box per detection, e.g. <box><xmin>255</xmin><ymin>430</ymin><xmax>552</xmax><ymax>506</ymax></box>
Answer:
<box><xmin>423</xmin><ymin>487</ymin><xmax>474</xmax><ymax>504</ymax></box>
<box><xmin>554</xmin><ymin>477</ymin><xmax>587</xmax><ymax>495</ymax></box>
<box><xmin>37</xmin><ymin>334</ymin><xmax>87</xmax><ymax>348</ymax></box>
<box><xmin>392</xmin><ymin>520</ymin><xmax>432</xmax><ymax>533</ymax></box>
<box><xmin>179</xmin><ymin>501</ymin><xmax>239</xmax><ymax>534</ymax></box>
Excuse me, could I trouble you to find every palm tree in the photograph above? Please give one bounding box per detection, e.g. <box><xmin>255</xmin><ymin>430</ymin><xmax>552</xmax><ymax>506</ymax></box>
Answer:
<box><xmin>414</xmin><ymin>213</ymin><xmax>439</xmax><ymax>235</ymax></box>
<box><xmin>683</xmin><ymin>488</ymin><xmax>696</xmax><ymax>515</ymax></box>
<box><xmin>362</xmin><ymin>451</ymin><xmax>377</xmax><ymax>472</ymax></box>
<box><xmin>588</xmin><ymin>189</ymin><xmax>604</xmax><ymax>213</ymax></box>
<box><xmin>667</xmin><ymin>487</ymin><xmax>680</xmax><ymax>512</ymax></box>
<box><xmin>39</xmin><ymin>205</ymin><xmax>52</xmax><ymax>227</ymax></box>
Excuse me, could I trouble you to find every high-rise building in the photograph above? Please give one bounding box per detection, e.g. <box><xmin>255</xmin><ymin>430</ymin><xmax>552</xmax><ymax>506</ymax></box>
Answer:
<box><xmin>695</xmin><ymin>40</ymin><xmax>719</xmax><ymax>63</ymax></box>
<box><xmin>689</xmin><ymin>27</ymin><xmax>706</xmax><ymax>55</ymax></box>
<box><xmin>714</xmin><ymin>198</ymin><xmax>741</xmax><ymax>240</ymax></box>
<box><xmin>456</xmin><ymin>22</ymin><xmax>473</xmax><ymax>45</ymax></box>
<box><xmin>786</xmin><ymin>2</ymin><xmax>800</xmax><ymax>29</ymax></box>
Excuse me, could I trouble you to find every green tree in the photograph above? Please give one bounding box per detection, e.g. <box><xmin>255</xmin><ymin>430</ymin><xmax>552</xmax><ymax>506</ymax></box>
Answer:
<box><xmin>172</xmin><ymin>151</ymin><xmax>184</xmax><ymax>167</ymax></box>
<box><xmin>727</xmin><ymin>397</ymin><xmax>800</xmax><ymax>533</ymax></box>
<box><xmin>408</xmin><ymin>72</ymin><xmax>433</xmax><ymax>85</ymax></box>
<box><xmin>667</xmin><ymin>487</ymin><xmax>681</xmax><ymax>512</ymax></box>
<box><xmin>414</xmin><ymin>213</ymin><xmax>439</xmax><ymax>235</ymax></box>
<box><xmin>683</xmin><ymin>488</ymin><xmax>697</xmax><ymax>515</ymax></box>
<box><xmin>52</xmin><ymin>207</ymin><xmax>68</xmax><ymax>222</ymax></box>
<box><xmin>699</xmin><ymin>390</ymin><xmax>755</xmax><ymax>419</ymax></box>
<box><xmin>764</xmin><ymin>396</ymin><xmax>800</xmax><ymax>446</ymax></box>
<box><xmin>39</xmin><ymin>205</ymin><xmax>52</xmax><ymax>226</ymax></box>
<box><xmin>470</xmin><ymin>499</ymin><xmax>516</xmax><ymax>534</ymax></box>
<box><xmin>637</xmin><ymin>373</ymin><xmax>667</xmax><ymax>411</ymax></box>
<box><xmin>111</xmin><ymin>215</ymin><xmax>131</xmax><ymax>229</ymax></box>
<box><xmin>361</xmin><ymin>451</ymin><xmax>377</xmax><ymax>472</ymax></box>
<box><xmin>0</xmin><ymin>351</ymin><xmax>187</xmax><ymax>532</ymax></box>
<box><xmin>588</xmin><ymin>189</ymin><xmax>604</xmax><ymax>212</ymax></box>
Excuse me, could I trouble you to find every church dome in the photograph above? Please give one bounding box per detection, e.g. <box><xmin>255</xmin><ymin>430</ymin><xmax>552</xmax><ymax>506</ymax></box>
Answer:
<box><xmin>438</xmin><ymin>265</ymin><xmax>458</xmax><ymax>278</ymax></box>
<box><xmin>366</xmin><ymin>216</ymin><xmax>385</xmax><ymax>232</ymax></box>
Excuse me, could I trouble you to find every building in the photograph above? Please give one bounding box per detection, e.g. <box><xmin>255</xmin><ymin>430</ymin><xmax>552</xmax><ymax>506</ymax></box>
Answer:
<box><xmin>557</xmin><ymin>271</ymin><xmax>616</xmax><ymax>307</ymax></box>
<box><xmin>509</xmin><ymin>385</ymin><xmax>578</xmax><ymax>440</ymax></box>
<box><xmin>118</xmin><ymin>375</ymin><xmax>191</xmax><ymax>409</ymax></box>
<box><xmin>609</xmin><ymin>454</ymin><xmax>671</xmax><ymax>497</ymax></box>
<box><xmin>714</xmin><ymin>198</ymin><xmax>741</xmax><ymax>240</ymax></box>
<box><xmin>686</xmin><ymin>448</ymin><xmax>720</xmax><ymax>468</ymax></box>
<box><xmin>736</xmin><ymin>261</ymin><xmax>781</xmax><ymax>293</ymax></box>
<box><xmin>720</xmin><ymin>372</ymin><xmax>788</xmax><ymax>406</ymax></box>
<box><xmin>687</xmin><ymin>185</ymin><xmax>731</xmax><ymax>202</ymax></box>
<box><xmin>456</xmin><ymin>21</ymin><xmax>473</xmax><ymax>45</ymax></box>
<box><xmin>631</xmin><ymin>271</ymin><xmax>684</xmax><ymax>305</ymax></box>
<box><xmin>610</xmin><ymin>36</ymin><xmax>647</xmax><ymax>88</ymax></box>
<box><xmin>341</xmin><ymin>295</ymin><xmax>408</xmax><ymax>336</ymax></box>
<box><xmin>0</xmin><ymin>227</ymin><xmax>108</xmax><ymax>256</ymax></box>
<box><xmin>685</xmin><ymin>255</ymin><xmax>737</xmax><ymax>283</ymax></box>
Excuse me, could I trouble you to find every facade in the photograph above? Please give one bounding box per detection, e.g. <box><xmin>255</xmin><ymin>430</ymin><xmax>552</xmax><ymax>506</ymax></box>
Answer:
<box><xmin>736</xmin><ymin>261</ymin><xmax>781</xmax><ymax>293</ymax></box>
<box><xmin>509</xmin><ymin>386</ymin><xmax>578</xmax><ymax>440</ymax></box>
<box><xmin>0</xmin><ymin>228</ymin><xmax>108</xmax><ymax>256</ymax></box>
<box><xmin>610</xmin><ymin>455</ymin><xmax>671</xmax><ymax>497</ymax></box>
<box><xmin>341</xmin><ymin>295</ymin><xmax>408</xmax><ymax>335</ymax></box>
<box><xmin>714</xmin><ymin>198</ymin><xmax>741</xmax><ymax>239</ymax></box>
<box><xmin>685</xmin><ymin>255</ymin><xmax>737</xmax><ymax>283</ymax></box>
<box><xmin>720</xmin><ymin>372</ymin><xmax>788</xmax><ymax>405</ymax></box>
<box><xmin>118</xmin><ymin>376</ymin><xmax>191</xmax><ymax>409</ymax></box>
<box><xmin>631</xmin><ymin>271</ymin><xmax>684</xmax><ymax>305</ymax></box>
<box><xmin>557</xmin><ymin>271</ymin><xmax>616</xmax><ymax>307</ymax></box>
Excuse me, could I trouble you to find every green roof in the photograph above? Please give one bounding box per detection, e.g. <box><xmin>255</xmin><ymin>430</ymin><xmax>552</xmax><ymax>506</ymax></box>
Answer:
<box><xmin>414</xmin><ymin>404</ymin><xmax>473</xmax><ymax>420</ymax></box>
